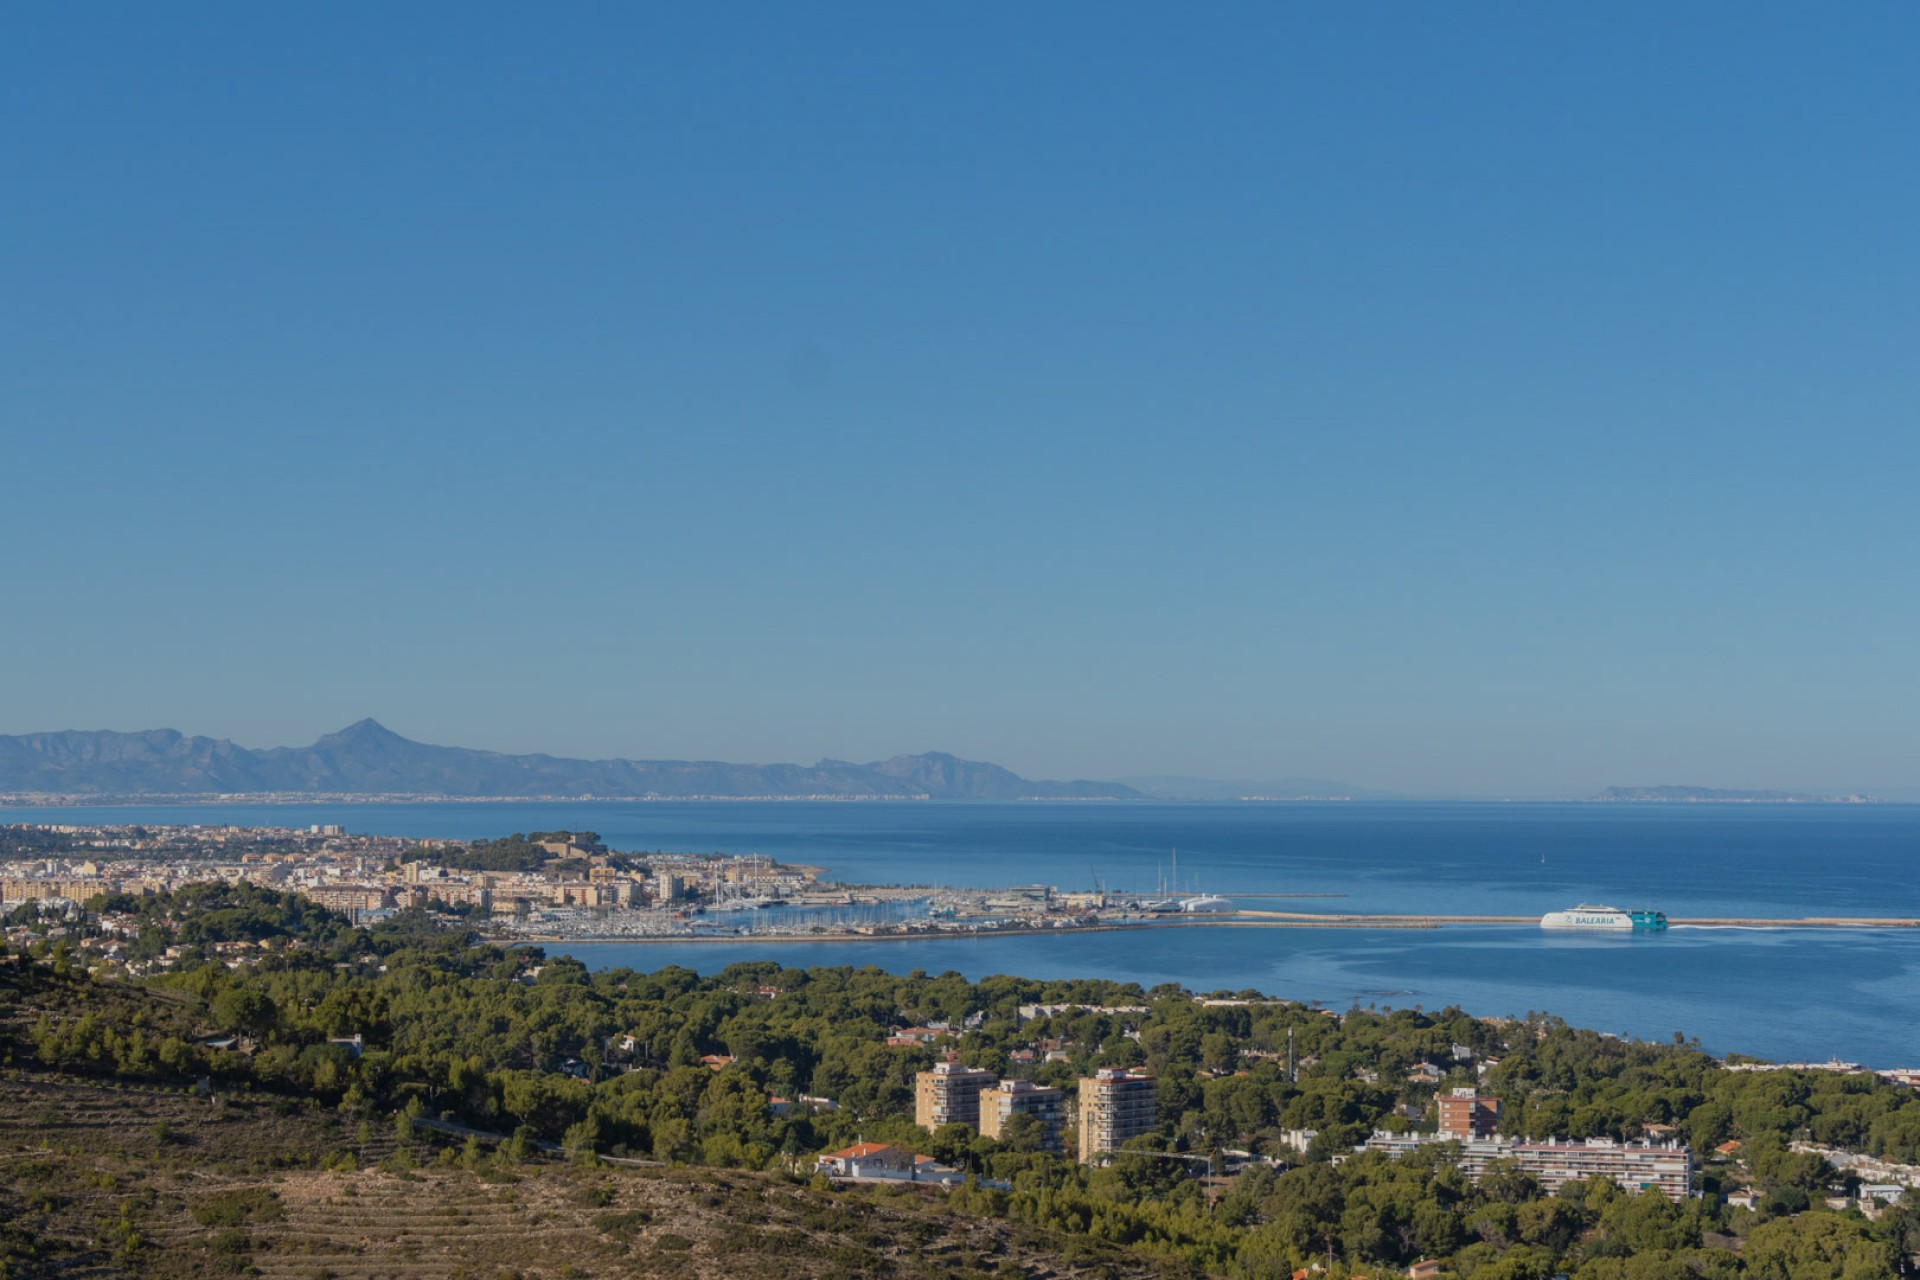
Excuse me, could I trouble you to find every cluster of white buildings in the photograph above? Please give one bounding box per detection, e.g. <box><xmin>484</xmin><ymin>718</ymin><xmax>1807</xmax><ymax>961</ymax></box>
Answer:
<box><xmin>1364</xmin><ymin>1089</ymin><xmax>1696</xmax><ymax>1201</ymax></box>
<box><xmin>0</xmin><ymin>824</ymin><xmax>828</xmax><ymax>944</ymax></box>
<box><xmin>1</xmin><ymin>823</ymin><xmax>408</xmax><ymax>911</ymax></box>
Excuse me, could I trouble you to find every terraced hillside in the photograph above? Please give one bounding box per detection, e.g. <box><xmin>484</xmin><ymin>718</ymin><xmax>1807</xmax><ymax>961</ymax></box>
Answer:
<box><xmin>0</xmin><ymin>1070</ymin><xmax>1198</xmax><ymax>1280</ymax></box>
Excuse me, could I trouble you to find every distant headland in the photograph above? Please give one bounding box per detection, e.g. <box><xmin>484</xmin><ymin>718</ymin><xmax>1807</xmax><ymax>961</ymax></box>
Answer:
<box><xmin>1594</xmin><ymin>785</ymin><xmax>1878</xmax><ymax>804</ymax></box>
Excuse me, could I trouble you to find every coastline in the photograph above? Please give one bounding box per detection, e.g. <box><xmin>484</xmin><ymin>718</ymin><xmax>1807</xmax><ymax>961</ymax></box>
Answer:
<box><xmin>504</xmin><ymin>912</ymin><xmax>1920</xmax><ymax>947</ymax></box>
<box><xmin>7</xmin><ymin>793</ymin><xmax>1909</xmax><ymax>807</ymax></box>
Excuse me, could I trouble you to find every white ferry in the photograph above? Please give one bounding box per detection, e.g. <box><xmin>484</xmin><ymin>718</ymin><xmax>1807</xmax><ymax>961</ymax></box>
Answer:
<box><xmin>1540</xmin><ymin>904</ymin><xmax>1667</xmax><ymax>931</ymax></box>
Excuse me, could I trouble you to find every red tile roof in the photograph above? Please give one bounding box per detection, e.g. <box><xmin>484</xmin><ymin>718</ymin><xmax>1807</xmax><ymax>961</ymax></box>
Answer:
<box><xmin>821</xmin><ymin>1141</ymin><xmax>896</xmax><ymax>1161</ymax></box>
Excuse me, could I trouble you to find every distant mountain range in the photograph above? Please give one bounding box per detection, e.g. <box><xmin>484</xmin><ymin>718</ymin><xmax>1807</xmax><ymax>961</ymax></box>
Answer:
<box><xmin>1594</xmin><ymin>785</ymin><xmax>1878</xmax><ymax>804</ymax></box>
<box><xmin>0</xmin><ymin>720</ymin><xmax>1145</xmax><ymax>802</ymax></box>
<box><xmin>4</xmin><ymin>724</ymin><xmax>1894</xmax><ymax>804</ymax></box>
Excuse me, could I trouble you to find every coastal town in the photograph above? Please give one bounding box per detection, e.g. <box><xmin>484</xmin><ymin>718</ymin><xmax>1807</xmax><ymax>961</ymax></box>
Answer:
<box><xmin>0</xmin><ymin>821</ymin><xmax>1228</xmax><ymax>954</ymax></box>
<box><xmin>10</xmin><ymin>820</ymin><xmax>1920</xmax><ymax>1213</ymax></box>
<box><xmin>10</xmin><ymin>825</ymin><xmax>1920</xmax><ymax>1278</ymax></box>
<box><xmin>10</xmin><ymin>822</ymin><xmax>1917</xmax><ymax>965</ymax></box>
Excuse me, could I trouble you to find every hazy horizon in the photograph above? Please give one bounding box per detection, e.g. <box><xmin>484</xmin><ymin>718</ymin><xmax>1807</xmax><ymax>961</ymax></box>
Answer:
<box><xmin>6</xmin><ymin>6</ymin><xmax>1917</xmax><ymax>796</ymax></box>
<box><xmin>0</xmin><ymin>717</ymin><xmax>1904</xmax><ymax>802</ymax></box>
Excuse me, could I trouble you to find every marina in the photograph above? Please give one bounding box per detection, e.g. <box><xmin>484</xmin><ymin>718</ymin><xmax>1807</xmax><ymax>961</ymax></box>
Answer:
<box><xmin>11</xmin><ymin>798</ymin><xmax>1920</xmax><ymax>1065</ymax></box>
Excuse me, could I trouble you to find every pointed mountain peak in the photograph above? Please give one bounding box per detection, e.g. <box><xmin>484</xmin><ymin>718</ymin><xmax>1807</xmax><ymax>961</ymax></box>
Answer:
<box><xmin>315</xmin><ymin>718</ymin><xmax>409</xmax><ymax>747</ymax></box>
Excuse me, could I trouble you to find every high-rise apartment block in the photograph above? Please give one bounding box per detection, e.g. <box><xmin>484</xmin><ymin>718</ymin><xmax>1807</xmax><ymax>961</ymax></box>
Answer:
<box><xmin>914</xmin><ymin>1060</ymin><xmax>998</xmax><ymax>1132</ymax></box>
<box><xmin>1436</xmin><ymin>1088</ymin><xmax>1501</xmax><ymax>1140</ymax></box>
<box><xmin>978</xmin><ymin>1080</ymin><xmax>1066</xmax><ymax>1153</ymax></box>
<box><xmin>1077</xmin><ymin>1068</ymin><xmax>1157</xmax><ymax>1162</ymax></box>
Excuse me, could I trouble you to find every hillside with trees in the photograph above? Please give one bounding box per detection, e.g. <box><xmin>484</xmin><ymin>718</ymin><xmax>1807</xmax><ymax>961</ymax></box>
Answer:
<box><xmin>4</xmin><ymin>886</ymin><xmax>1919</xmax><ymax>1278</ymax></box>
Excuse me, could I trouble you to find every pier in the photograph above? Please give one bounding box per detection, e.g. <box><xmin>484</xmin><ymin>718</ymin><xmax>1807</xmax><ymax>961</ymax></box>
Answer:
<box><xmin>515</xmin><ymin>908</ymin><xmax>1920</xmax><ymax>945</ymax></box>
<box><xmin>1221</xmin><ymin>910</ymin><xmax>1920</xmax><ymax>929</ymax></box>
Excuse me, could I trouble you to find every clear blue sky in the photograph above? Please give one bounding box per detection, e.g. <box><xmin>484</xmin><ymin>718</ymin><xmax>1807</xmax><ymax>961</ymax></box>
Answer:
<box><xmin>4</xmin><ymin>5</ymin><xmax>1917</xmax><ymax>796</ymax></box>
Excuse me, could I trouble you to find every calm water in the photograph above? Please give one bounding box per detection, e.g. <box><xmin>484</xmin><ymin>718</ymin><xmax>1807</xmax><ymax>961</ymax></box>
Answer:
<box><xmin>9</xmin><ymin>800</ymin><xmax>1918</xmax><ymax>1067</ymax></box>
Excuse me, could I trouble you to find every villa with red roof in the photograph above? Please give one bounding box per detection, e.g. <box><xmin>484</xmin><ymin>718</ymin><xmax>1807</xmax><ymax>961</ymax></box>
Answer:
<box><xmin>814</xmin><ymin>1142</ymin><xmax>965</xmax><ymax>1185</ymax></box>
<box><xmin>816</xmin><ymin>1142</ymin><xmax>917</xmax><ymax>1178</ymax></box>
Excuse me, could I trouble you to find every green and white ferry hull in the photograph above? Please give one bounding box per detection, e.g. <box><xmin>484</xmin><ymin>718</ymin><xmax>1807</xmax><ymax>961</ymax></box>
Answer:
<box><xmin>1540</xmin><ymin>904</ymin><xmax>1668</xmax><ymax>930</ymax></box>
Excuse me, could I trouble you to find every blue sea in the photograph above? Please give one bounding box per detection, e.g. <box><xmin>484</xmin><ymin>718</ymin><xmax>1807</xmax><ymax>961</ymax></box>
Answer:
<box><xmin>9</xmin><ymin>800</ymin><xmax>1918</xmax><ymax>1068</ymax></box>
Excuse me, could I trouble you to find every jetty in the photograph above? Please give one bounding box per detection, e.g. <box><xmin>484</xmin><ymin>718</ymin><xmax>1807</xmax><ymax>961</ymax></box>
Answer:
<box><xmin>1227</xmin><ymin>910</ymin><xmax>1920</xmax><ymax>929</ymax></box>
<box><xmin>516</xmin><ymin>909</ymin><xmax>1920</xmax><ymax>945</ymax></box>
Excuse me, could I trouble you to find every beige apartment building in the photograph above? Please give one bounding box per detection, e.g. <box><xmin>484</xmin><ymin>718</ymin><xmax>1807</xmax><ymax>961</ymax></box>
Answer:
<box><xmin>301</xmin><ymin>885</ymin><xmax>391</xmax><ymax>913</ymax></box>
<box><xmin>914</xmin><ymin>1060</ymin><xmax>998</xmax><ymax>1132</ymax></box>
<box><xmin>978</xmin><ymin>1079</ymin><xmax>1066</xmax><ymax>1153</ymax></box>
<box><xmin>1</xmin><ymin>878</ymin><xmax>106</xmax><ymax>903</ymax></box>
<box><xmin>1077</xmin><ymin>1068</ymin><xmax>1156</xmax><ymax>1162</ymax></box>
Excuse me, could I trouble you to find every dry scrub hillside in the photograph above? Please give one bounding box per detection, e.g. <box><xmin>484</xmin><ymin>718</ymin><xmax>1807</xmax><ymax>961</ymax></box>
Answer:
<box><xmin>0</xmin><ymin>1070</ymin><xmax>1201</xmax><ymax>1280</ymax></box>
